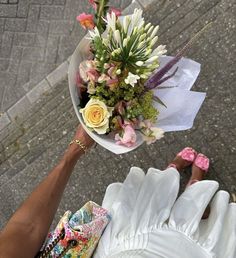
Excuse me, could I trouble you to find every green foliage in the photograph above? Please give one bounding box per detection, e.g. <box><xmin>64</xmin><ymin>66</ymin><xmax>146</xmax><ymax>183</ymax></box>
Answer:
<box><xmin>91</xmin><ymin>81</ymin><xmax>144</xmax><ymax>107</ymax></box>
<box><xmin>91</xmin><ymin>36</ymin><xmax>109</xmax><ymax>73</ymax></box>
<box><xmin>140</xmin><ymin>91</ymin><xmax>159</xmax><ymax>122</ymax></box>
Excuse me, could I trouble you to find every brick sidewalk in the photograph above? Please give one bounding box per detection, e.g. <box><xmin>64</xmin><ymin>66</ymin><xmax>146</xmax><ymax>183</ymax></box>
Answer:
<box><xmin>0</xmin><ymin>0</ymin><xmax>236</xmax><ymax>229</ymax></box>
<box><xmin>0</xmin><ymin>0</ymin><xmax>131</xmax><ymax>113</ymax></box>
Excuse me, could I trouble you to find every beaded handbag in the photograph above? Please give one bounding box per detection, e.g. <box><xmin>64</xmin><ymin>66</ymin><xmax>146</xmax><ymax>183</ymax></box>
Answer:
<box><xmin>36</xmin><ymin>201</ymin><xmax>110</xmax><ymax>258</ymax></box>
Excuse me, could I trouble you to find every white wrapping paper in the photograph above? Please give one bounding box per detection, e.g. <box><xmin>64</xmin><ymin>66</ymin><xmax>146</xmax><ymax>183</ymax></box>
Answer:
<box><xmin>68</xmin><ymin>38</ymin><xmax>206</xmax><ymax>154</ymax></box>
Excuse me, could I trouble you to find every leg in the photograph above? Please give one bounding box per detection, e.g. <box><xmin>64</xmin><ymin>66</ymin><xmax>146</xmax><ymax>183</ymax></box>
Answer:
<box><xmin>186</xmin><ymin>154</ymin><xmax>210</xmax><ymax>219</ymax></box>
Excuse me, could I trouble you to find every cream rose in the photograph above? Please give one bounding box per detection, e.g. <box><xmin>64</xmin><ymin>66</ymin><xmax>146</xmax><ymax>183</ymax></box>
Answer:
<box><xmin>80</xmin><ymin>98</ymin><xmax>113</xmax><ymax>134</ymax></box>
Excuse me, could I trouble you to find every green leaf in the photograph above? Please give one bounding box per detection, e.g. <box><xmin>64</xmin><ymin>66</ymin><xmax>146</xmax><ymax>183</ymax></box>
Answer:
<box><xmin>153</xmin><ymin>95</ymin><xmax>167</xmax><ymax>108</ymax></box>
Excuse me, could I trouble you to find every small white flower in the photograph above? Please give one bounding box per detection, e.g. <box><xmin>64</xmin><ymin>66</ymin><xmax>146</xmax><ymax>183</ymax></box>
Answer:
<box><xmin>151</xmin><ymin>127</ymin><xmax>165</xmax><ymax>140</ymax></box>
<box><xmin>125</xmin><ymin>72</ymin><xmax>140</xmax><ymax>87</ymax></box>
<box><xmin>136</xmin><ymin>61</ymin><xmax>144</xmax><ymax>66</ymax></box>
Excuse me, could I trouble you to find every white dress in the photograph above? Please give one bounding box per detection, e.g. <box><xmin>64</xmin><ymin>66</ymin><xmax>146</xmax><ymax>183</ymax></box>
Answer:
<box><xmin>94</xmin><ymin>167</ymin><xmax>236</xmax><ymax>258</ymax></box>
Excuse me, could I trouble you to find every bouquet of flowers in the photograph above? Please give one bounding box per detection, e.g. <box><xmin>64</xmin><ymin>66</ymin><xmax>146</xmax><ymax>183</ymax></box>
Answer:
<box><xmin>68</xmin><ymin>0</ymin><xmax>206</xmax><ymax>154</ymax></box>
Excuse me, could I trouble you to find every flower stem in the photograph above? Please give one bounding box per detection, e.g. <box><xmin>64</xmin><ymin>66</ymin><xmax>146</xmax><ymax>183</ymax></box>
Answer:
<box><xmin>96</xmin><ymin>0</ymin><xmax>108</xmax><ymax>33</ymax></box>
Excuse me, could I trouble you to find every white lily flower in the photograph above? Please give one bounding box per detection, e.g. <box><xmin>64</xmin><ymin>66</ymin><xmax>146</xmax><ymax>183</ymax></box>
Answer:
<box><xmin>145</xmin><ymin>23</ymin><xmax>151</xmax><ymax>31</ymax></box>
<box><xmin>147</xmin><ymin>25</ymin><xmax>154</xmax><ymax>35</ymax></box>
<box><xmin>123</xmin><ymin>16</ymin><xmax>130</xmax><ymax>33</ymax></box>
<box><xmin>150</xmin><ymin>25</ymin><xmax>159</xmax><ymax>38</ymax></box>
<box><xmin>139</xmin><ymin>33</ymin><xmax>146</xmax><ymax>41</ymax></box>
<box><xmin>123</xmin><ymin>38</ymin><xmax>128</xmax><ymax>47</ymax></box>
<box><xmin>131</xmin><ymin>9</ymin><xmax>143</xmax><ymax>29</ymax></box>
<box><xmin>89</xmin><ymin>27</ymin><xmax>100</xmax><ymax>39</ymax></box>
<box><xmin>138</xmin><ymin>19</ymin><xmax>145</xmax><ymax>29</ymax></box>
<box><xmin>138</xmin><ymin>41</ymin><xmax>145</xmax><ymax>49</ymax></box>
<box><xmin>146</xmin><ymin>55</ymin><xmax>159</xmax><ymax>63</ymax></box>
<box><xmin>152</xmin><ymin>45</ymin><xmax>167</xmax><ymax>57</ymax></box>
<box><xmin>125</xmin><ymin>72</ymin><xmax>140</xmax><ymax>87</ymax></box>
<box><xmin>114</xmin><ymin>30</ymin><xmax>121</xmax><ymax>45</ymax></box>
<box><xmin>106</xmin><ymin>12</ymin><xmax>116</xmax><ymax>31</ymax></box>
<box><xmin>150</xmin><ymin>36</ymin><xmax>158</xmax><ymax>46</ymax></box>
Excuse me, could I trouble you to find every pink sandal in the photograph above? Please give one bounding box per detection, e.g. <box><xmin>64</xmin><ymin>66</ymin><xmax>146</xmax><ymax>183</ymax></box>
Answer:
<box><xmin>186</xmin><ymin>154</ymin><xmax>210</xmax><ymax>187</ymax></box>
<box><xmin>168</xmin><ymin>147</ymin><xmax>197</xmax><ymax>169</ymax></box>
<box><xmin>193</xmin><ymin>153</ymin><xmax>210</xmax><ymax>173</ymax></box>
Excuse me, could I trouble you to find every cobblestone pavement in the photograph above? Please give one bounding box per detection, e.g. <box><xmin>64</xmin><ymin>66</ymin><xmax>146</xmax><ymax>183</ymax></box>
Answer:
<box><xmin>0</xmin><ymin>0</ymin><xmax>236</xmax><ymax>229</ymax></box>
<box><xmin>0</xmin><ymin>0</ymin><xmax>131</xmax><ymax>112</ymax></box>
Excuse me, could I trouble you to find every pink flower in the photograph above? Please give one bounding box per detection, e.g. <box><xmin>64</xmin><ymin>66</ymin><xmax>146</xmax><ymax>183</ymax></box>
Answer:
<box><xmin>77</xmin><ymin>13</ymin><xmax>95</xmax><ymax>30</ymax></box>
<box><xmin>107</xmin><ymin>65</ymin><xmax>117</xmax><ymax>79</ymax></box>
<box><xmin>115</xmin><ymin>123</ymin><xmax>137</xmax><ymax>147</ymax></box>
<box><xmin>79</xmin><ymin>60</ymin><xmax>98</xmax><ymax>83</ymax></box>
<box><xmin>109</xmin><ymin>7</ymin><xmax>122</xmax><ymax>17</ymax></box>
<box><xmin>89</xmin><ymin>0</ymin><xmax>97</xmax><ymax>10</ymax></box>
<box><xmin>107</xmin><ymin>78</ymin><xmax>119</xmax><ymax>90</ymax></box>
<box><xmin>87</xmin><ymin>69</ymin><xmax>99</xmax><ymax>82</ymax></box>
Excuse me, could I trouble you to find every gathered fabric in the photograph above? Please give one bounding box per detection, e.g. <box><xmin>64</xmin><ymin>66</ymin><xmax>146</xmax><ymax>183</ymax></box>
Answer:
<box><xmin>94</xmin><ymin>167</ymin><xmax>236</xmax><ymax>258</ymax></box>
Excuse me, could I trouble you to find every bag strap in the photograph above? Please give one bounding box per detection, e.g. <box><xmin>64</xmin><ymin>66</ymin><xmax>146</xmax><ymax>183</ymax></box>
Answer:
<box><xmin>36</xmin><ymin>228</ymin><xmax>68</xmax><ymax>258</ymax></box>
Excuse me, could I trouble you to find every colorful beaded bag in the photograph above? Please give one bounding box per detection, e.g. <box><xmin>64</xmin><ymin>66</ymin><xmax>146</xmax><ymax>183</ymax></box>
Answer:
<box><xmin>36</xmin><ymin>201</ymin><xmax>110</xmax><ymax>258</ymax></box>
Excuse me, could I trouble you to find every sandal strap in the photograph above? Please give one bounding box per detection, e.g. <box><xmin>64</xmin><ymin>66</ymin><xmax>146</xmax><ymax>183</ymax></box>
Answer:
<box><xmin>167</xmin><ymin>163</ymin><xmax>178</xmax><ymax>169</ymax></box>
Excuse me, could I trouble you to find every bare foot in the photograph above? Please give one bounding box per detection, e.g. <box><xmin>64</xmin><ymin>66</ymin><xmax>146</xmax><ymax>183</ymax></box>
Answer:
<box><xmin>169</xmin><ymin>155</ymin><xmax>192</xmax><ymax>172</ymax></box>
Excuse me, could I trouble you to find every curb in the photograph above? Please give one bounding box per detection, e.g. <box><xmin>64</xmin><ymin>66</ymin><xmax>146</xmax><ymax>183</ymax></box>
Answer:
<box><xmin>0</xmin><ymin>0</ymin><xmax>157</xmax><ymax>132</ymax></box>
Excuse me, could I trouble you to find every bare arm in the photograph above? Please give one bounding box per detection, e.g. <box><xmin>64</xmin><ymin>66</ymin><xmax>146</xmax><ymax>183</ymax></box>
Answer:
<box><xmin>0</xmin><ymin>126</ymin><xmax>94</xmax><ymax>258</ymax></box>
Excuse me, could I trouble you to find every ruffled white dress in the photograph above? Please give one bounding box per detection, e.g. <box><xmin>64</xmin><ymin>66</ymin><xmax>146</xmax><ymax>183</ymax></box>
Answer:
<box><xmin>94</xmin><ymin>167</ymin><xmax>236</xmax><ymax>258</ymax></box>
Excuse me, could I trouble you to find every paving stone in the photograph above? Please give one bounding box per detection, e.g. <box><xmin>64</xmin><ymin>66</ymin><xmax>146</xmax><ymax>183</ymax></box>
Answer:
<box><xmin>31</xmin><ymin>0</ymin><xmax>53</xmax><ymax>4</ymax></box>
<box><xmin>5</xmin><ymin>18</ymin><xmax>26</xmax><ymax>31</ymax></box>
<box><xmin>25</xmin><ymin>62</ymin><xmax>57</xmax><ymax>91</ymax></box>
<box><xmin>17</xmin><ymin>0</ymin><xmax>30</xmax><ymax>18</ymax></box>
<box><xmin>26</xmin><ymin>4</ymin><xmax>40</xmax><ymax>32</ymax></box>
<box><xmin>45</xmin><ymin>35</ymin><xmax>60</xmax><ymax>63</ymax></box>
<box><xmin>49</xmin><ymin>20</ymin><xmax>74</xmax><ymax>35</ymax></box>
<box><xmin>0</xmin><ymin>31</ymin><xmax>13</xmax><ymax>58</ymax></box>
<box><xmin>26</xmin><ymin>79</ymin><xmax>51</xmax><ymax>104</ymax></box>
<box><xmin>0</xmin><ymin>4</ymin><xmax>17</xmax><ymax>17</ymax></box>
<box><xmin>122</xmin><ymin>0</ymin><xmax>143</xmax><ymax>15</ymax></box>
<box><xmin>0</xmin><ymin>58</ymin><xmax>9</xmax><ymax>71</ymax></box>
<box><xmin>22</xmin><ymin>47</ymin><xmax>44</xmax><ymax>61</ymax></box>
<box><xmin>53</xmin><ymin>0</ymin><xmax>65</xmax><ymax>4</ymax></box>
<box><xmin>46</xmin><ymin>61</ymin><xmax>68</xmax><ymax>87</ymax></box>
<box><xmin>16</xmin><ymin>61</ymin><xmax>32</xmax><ymax>86</ymax></box>
<box><xmin>0</xmin><ymin>18</ymin><xmax>4</xmax><ymax>32</ymax></box>
<box><xmin>0</xmin><ymin>112</ymin><xmax>11</xmax><ymax>131</ymax></box>
<box><xmin>13</xmin><ymin>32</ymin><xmax>35</xmax><ymax>46</ymax></box>
<box><xmin>7</xmin><ymin>96</ymin><xmax>32</xmax><ymax>121</ymax></box>
<box><xmin>10</xmin><ymin>45</ymin><xmax>23</xmax><ymax>59</ymax></box>
<box><xmin>40</xmin><ymin>5</ymin><xmax>64</xmax><ymax>20</ymax></box>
